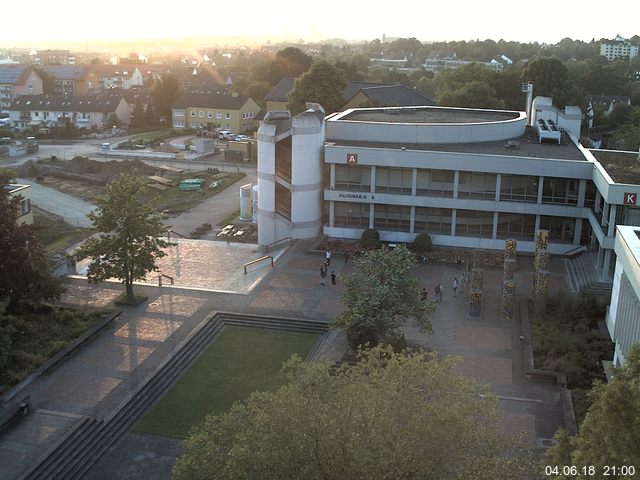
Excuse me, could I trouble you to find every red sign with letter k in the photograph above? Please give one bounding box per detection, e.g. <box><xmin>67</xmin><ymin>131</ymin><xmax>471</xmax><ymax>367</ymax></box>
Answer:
<box><xmin>623</xmin><ymin>192</ymin><xmax>637</xmax><ymax>205</ymax></box>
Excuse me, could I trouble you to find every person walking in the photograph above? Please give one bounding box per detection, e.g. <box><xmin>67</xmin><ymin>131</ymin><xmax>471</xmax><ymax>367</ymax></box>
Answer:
<box><xmin>421</xmin><ymin>287</ymin><xmax>428</xmax><ymax>301</ymax></box>
<box><xmin>320</xmin><ymin>264</ymin><xmax>327</xmax><ymax>286</ymax></box>
<box><xmin>330</xmin><ymin>271</ymin><xmax>337</xmax><ymax>290</ymax></box>
<box><xmin>325</xmin><ymin>250</ymin><xmax>332</xmax><ymax>267</ymax></box>
<box><xmin>434</xmin><ymin>284</ymin><xmax>442</xmax><ymax>302</ymax></box>
<box><xmin>453</xmin><ymin>277</ymin><xmax>459</xmax><ymax>298</ymax></box>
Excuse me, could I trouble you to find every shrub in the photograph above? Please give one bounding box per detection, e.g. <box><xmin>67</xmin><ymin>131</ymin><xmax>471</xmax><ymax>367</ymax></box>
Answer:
<box><xmin>359</xmin><ymin>228</ymin><xmax>381</xmax><ymax>251</ymax></box>
<box><xmin>410</xmin><ymin>233</ymin><xmax>432</xmax><ymax>257</ymax></box>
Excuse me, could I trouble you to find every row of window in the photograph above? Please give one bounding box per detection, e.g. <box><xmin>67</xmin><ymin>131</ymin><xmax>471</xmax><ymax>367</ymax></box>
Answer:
<box><xmin>333</xmin><ymin>201</ymin><xmax>576</xmax><ymax>243</ymax></box>
<box><xmin>188</xmin><ymin>110</ymin><xmax>255</xmax><ymax>120</ymax></box>
<box><xmin>334</xmin><ymin>165</ymin><xmax>581</xmax><ymax>205</ymax></box>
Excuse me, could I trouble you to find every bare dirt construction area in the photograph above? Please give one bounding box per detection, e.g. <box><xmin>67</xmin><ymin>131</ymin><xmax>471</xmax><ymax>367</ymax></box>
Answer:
<box><xmin>17</xmin><ymin>156</ymin><xmax>245</xmax><ymax>216</ymax></box>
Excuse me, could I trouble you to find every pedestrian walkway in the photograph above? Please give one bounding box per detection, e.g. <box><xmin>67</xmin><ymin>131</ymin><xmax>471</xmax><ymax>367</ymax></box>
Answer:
<box><xmin>0</xmin><ymin>242</ymin><xmax>567</xmax><ymax>479</ymax></box>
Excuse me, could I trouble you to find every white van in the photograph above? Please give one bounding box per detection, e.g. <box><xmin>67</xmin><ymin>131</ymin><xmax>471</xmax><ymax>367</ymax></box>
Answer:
<box><xmin>218</xmin><ymin>130</ymin><xmax>232</xmax><ymax>140</ymax></box>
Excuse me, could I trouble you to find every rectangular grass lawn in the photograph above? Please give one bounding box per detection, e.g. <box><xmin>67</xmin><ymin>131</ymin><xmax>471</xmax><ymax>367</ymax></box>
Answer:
<box><xmin>133</xmin><ymin>326</ymin><xmax>318</xmax><ymax>439</ymax></box>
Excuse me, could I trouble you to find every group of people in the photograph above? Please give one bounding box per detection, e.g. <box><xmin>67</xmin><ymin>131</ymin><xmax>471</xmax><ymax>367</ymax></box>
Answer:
<box><xmin>423</xmin><ymin>259</ymin><xmax>471</xmax><ymax>303</ymax></box>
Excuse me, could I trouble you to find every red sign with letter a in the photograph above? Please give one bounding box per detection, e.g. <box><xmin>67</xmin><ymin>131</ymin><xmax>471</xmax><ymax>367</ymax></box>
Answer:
<box><xmin>347</xmin><ymin>153</ymin><xmax>358</xmax><ymax>165</ymax></box>
<box><xmin>623</xmin><ymin>192</ymin><xmax>637</xmax><ymax>205</ymax></box>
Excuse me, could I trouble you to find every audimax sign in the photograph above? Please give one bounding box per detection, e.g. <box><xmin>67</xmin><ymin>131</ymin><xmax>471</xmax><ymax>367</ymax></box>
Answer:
<box><xmin>337</xmin><ymin>192</ymin><xmax>373</xmax><ymax>201</ymax></box>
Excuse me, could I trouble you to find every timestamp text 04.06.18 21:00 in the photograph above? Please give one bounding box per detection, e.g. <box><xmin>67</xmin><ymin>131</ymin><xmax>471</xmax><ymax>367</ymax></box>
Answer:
<box><xmin>544</xmin><ymin>465</ymin><xmax>636</xmax><ymax>477</ymax></box>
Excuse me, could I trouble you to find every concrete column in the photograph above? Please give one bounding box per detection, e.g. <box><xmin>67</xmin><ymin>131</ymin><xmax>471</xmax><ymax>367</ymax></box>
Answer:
<box><xmin>370</xmin><ymin>166</ymin><xmax>376</xmax><ymax>194</ymax></box>
<box><xmin>602</xmin><ymin>202</ymin><xmax>610</xmax><ymax>227</ymax></box>
<box><xmin>411</xmin><ymin>168</ymin><xmax>417</xmax><ymax>196</ymax></box>
<box><xmin>537</xmin><ymin>176</ymin><xmax>544</xmax><ymax>205</ymax></box>
<box><xmin>410</xmin><ymin>206</ymin><xmax>416</xmax><ymax>233</ymax></box>
<box><xmin>577</xmin><ymin>179</ymin><xmax>586</xmax><ymax>208</ymax></box>
<box><xmin>574</xmin><ymin>217</ymin><xmax>582</xmax><ymax>245</ymax></box>
<box><xmin>328</xmin><ymin>201</ymin><xmax>334</xmax><ymax>227</ymax></box>
<box><xmin>453</xmin><ymin>171</ymin><xmax>459</xmax><ymax>199</ymax></box>
<box><xmin>495</xmin><ymin>173</ymin><xmax>501</xmax><ymax>201</ymax></box>
<box><xmin>534</xmin><ymin>215</ymin><xmax>540</xmax><ymax>234</ymax></box>
<box><xmin>492</xmin><ymin>212</ymin><xmax>498</xmax><ymax>239</ymax></box>
<box><xmin>597</xmin><ymin>245</ymin><xmax>604</xmax><ymax>269</ymax></box>
<box><xmin>369</xmin><ymin>202</ymin><xmax>375</xmax><ymax>229</ymax></box>
<box><xmin>608</xmin><ymin>204</ymin><xmax>617</xmax><ymax>236</ymax></box>
<box><xmin>602</xmin><ymin>250</ymin><xmax>612</xmax><ymax>281</ymax></box>
<box><xmin>595</xmin><ymin>190</ymin><xmax>601</xmax><ymax>213</ymax></box>
<box><xmin>330</xmin><ymin>163</ymin><xmax>335</xmax><ymax>189</ymax></box>
<box><xmin>451</xmin><ymin>209</ymin><xmax>457</xmax><ymax>237</ymax></box>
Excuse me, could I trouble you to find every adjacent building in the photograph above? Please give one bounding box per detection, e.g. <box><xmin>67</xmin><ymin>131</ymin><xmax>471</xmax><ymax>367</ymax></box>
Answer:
<box><xmin>606</xmin><ymin>225</ymin><xmax>640</xmax><ymax>366</ymax></box>
<box><xmin>93</xmin><ymin>65</ymin><xmax>144</xmax><ymax>89</ymax></box>
<box><xmin>257</xmin><ymin>99</ymin><xmax>640</xmax><ymax>286</ymax></box>
<box><xmin>423</xmin><ymin>54</ymin><xmax>505</xmax><ymax>73</ymax></box>
<box><xmin>600</xmin><ymin>35</ymin><xmax>639</xmax><ymax>61</ymax></box>
<box><xmin>5</xmin><ymin>183</ymin><xmax>33</xmax><ymax>225</ymax></box>
<box><xmin>41</xmin><ymin>65</ymin><xmax>98</xmax><ymax>96</ymax></box>
<box><xmin>0</xmin><ymin>66</ymin><xmax>43</xmax><ymax>111</ymax></box>
<box><xmin>172</xmin><ymin>92</ymin><xmax>261</xmax><ymax>133</ymax></box>
<box><xmin>7</xmin><ymin>95</ymin><xmax>131</xmax><ymax>130</ymax></box>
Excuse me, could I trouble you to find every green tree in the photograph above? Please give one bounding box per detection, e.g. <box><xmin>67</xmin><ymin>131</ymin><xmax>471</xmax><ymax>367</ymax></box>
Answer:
<box><xmin>438</xmin><ymin>80</ymin><xmax>506</xmax><ymax>109</ymax></box>
<box><xmin>150</xmin><ymin>74</ymin><xmax>182</xmax><ymax>127</ymax></box>
<box><xmin>359</xmin><ymin>228</ymin><xmax>381</xmax><ymax>251</ymax></box>
<box><xmin>287</xmin><ymin>59</ymin><xmax>347</xmax><ymax>115</ymax></box>
<box><xmin>608</xmin><ymin>123</ymin><xmax>640</xmax><ymax>151</ymax></box>
<box><xmin>130</xmin><ymin>99</ymin><xmax>145</xmax><ymax>128</ymax></box>
<box><xmin>75</xmin><ymin>174</ymin><xmax>170</xmax><ymax>302</ymax></box>
<box><xmin>274</xmin><ymin>47</ymin><xmax>312</xmax><ymax>78</ymax></box>
<box><xmin>173</xmin><ymin>346</ymin><xmax>534</xmax><ymax>480</ymax></box>
<box><xmin>608</xmin><ymin>103</ymin><xmax>633</xmax><ymax>127</ymax></box>
<box><xmin>410</xmin><ymin>232</ymin><xmax>432</xmax><ymax>257</ymax></box>
<box><xmin>0</xmin><ymin>175</ymin><xmax>62</xmax><ymax>312</ymax></box>
<box><xmin>543</xmin><ymin>343</ymin><xmax>640</xmax><ymax>478</ymax></box>
<box><xmin>331</xmin><ymin>244</ymin><xmax>434</xmax><ymax>348</ymax></box>
<box><xmin>32</xmin><ymin>66</ymin><xmax>56</xmax><ymax>95</ymax></box>
<box><xmin>521</xmin><ymin>57</ymin><xmax>579</xmax><ymax>108</ymax></box>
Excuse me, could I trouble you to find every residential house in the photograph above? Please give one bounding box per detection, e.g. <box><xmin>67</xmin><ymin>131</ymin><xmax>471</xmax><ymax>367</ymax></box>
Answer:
<box><xmin>7</xmin><ymin>95</ymin><xmax>131</xmax><ymax>131</ymax></box>
<box><xmin>179</xmin><ymin>65</ymin><xmax>226</xmax><ymax>93</ymax></box>
<box><xmin>342</xmin><ymin>84</ymin><xmax>435</xmax><ymax>109</ymax></box>
<box><xmin>5</xmin><ymin>183</ymin><xmax>33</xmax><ymax>224</ymax></box>
<box><xmin>93</xmin><ymin>65</ymin><xmax>144</xmax><ymax>89</ymax></box>
<box><xmin>264</xmin><ymin>78</ymin><xmax>434</xmax><ymax>113</ymax></box>
<box><xmin>172</xmin><ymin>92</ymin><xmax>260</xmax><ymax>133</ymax></box>
<box><xmin>589</xmin><ymin>95</ymin><xmax>632</xmax><ymax>117</ymax></box>
<box><xmin>35</xmin><ymin>49</ymin><xmax>74</xmax><ymax>65</ymax></box>
<box><xmin>42</xmin><ymin>65</ymin><xmax>98</xmax><ymax>96</ymax></box>
<box><xmin>0</xmin><ymin>66</ymin><xmax>43</xmax><ymax>111</ymax></box>
<box><xmin>423</xmin><ymin>54</ymin><xmax>504</xmax><ymax>73</ymax></box>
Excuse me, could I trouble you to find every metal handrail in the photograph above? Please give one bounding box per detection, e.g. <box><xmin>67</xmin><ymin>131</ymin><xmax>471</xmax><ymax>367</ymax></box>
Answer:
<box><xmin>244</xmin><ymin>255</ymin><xmax>273</xmax><ymax>274</ymax></box>
<box><xmin>563</xmin><ymin>245</ymin><xmax>587</xmax><ymax>258</ymax></box>
<box><xmin>264</xmin><ymin>236</ymin><xmax>292</xmax><ymax>253</ymax></box>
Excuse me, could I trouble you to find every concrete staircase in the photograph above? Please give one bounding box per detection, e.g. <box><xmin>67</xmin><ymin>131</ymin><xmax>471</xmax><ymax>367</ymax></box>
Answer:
<box><xmin>564</xmin><ymin>253</ymin><xmax>612</xmax><ymax>298</ymax></box>
<box><xmin>19</xmin><ymin>313</ymin><xmax>328</xmax><ymax>480</ymax></box>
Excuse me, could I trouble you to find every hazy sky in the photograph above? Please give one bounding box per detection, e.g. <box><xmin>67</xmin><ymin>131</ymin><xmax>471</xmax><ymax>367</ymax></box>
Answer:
<box><xmin>1</xmin><ymin>0</ymin><xmax>638</xmax><ymax>47</ymax></box>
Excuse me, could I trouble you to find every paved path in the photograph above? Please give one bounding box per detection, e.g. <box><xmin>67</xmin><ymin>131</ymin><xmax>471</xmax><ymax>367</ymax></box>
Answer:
<box><xmin>17</xmin><ymin>177</ymin><xmax>96</xmax><ymax>227</ymax></box>
<box><xmin>0</xmin><ymin>241</ymin><xmax>568</xmax><ymax>479</ymax></box>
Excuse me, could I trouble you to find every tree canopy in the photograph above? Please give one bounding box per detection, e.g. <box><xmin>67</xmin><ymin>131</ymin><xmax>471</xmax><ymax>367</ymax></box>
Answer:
<box><xmin>0</xmin><ymin>174</ymin><xmax>62</xmax><ymax>312</ymax></box>
<box><xmin>543</xmin><ymin>343</ymin><xmax>640</xmax><ymax>478</ymax></box>
<box><xmin>75</xmin><ymin>174</ymin><xmax>170</xmax><ymax>301</ymax></box>
<box><xmin>330</xmin><ymin>244</ymin><xmax>434</xmax><ymax>348</ymax></box>
<box><xmin>150</xmin><ymin>73</ymin><xmax>182</xmax><ymax>125</ymax></box>
<box><xmin>173</xmin><ymin>346</ymin><xmax>534</xmax><ymax>480</ymax></box>
<box><xmin>287</xmin><ymin>59</ymin><xmax>347</xmax><ymax>115</ymax></box>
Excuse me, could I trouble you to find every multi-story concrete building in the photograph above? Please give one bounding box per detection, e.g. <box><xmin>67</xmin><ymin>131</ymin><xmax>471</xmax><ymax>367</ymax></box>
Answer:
<box><xmin>93</xmin><ymin>65</ymin><xmax>144</xmax><ymax>90</ymax></box>
<box><xmin>257</xmin><ymin>99</ymin><xmax>640</xmax><ymax>284</ymax></box>
<box><xmin>423</xmin><ymin>54</ymin><xmax>504</xmax><ymax>73</ymax></box>
<box><xmin>606</xmin><ymin>225</ymin><xmax>640</xmax><ymax>366</ymax></box>
<box><xmin>0</xmin><ymin>66</ymin><xmax>43</xmax><ymax>111</ymax></box>
<box><xmin>600</xmin><ymin>35</ymin><xmax>639</xmax><ymax>61</ymax></box>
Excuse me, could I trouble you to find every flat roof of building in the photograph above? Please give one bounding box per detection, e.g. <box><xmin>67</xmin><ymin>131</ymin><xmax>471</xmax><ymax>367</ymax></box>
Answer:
<box><xmin>589</xmin><ymin>149</ymin><xmax>640</xmax><ymax>184</ymax></box>
<box><xmin>328</xmin><ymin>128</ymin><xmax>587</xmax><ymax>161</ymax></box>
<box><xmin>336</xmin><ymin>106</ymin><xmax>520</xmax><ymax>124</ymax></box>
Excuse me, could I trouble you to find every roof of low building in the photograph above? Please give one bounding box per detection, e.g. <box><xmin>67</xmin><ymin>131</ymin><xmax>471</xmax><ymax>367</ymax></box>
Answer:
<box><xmin>590</xmin><ymin>149</ymin><xmax>640</xmax><ymax>184</ymax></box>
<box><xmin>92</xmin><ymin>65</ymin><xmax>140</xmax><ymax>78</ymax></box>
<box><xmin>8</xmin><ymin>95</ymin><xmax>126</xmax><ymax>113</ymax></box>
<box><xmin>42</xmin><ymin>65</ymin><xmax>91</xmax><ymax>81</ymax></box>
<box><xmin>0</xmin><ymin>66</ymin><xmax>32</xmax><ymax>85</ymax></box>
<box><xmin>264</xmin><ymin>77</ymin><xmax>296</xmax><ymax>102</ymax></box>
<box><xmin>173</xmin><ymin>92</ymin><xmax>252</xmax><ymax>110</ymax></box>
<box><xmin>348</xmin><ymin>84</ymin><xmax>435</xmax><ymax>107</ymax></box>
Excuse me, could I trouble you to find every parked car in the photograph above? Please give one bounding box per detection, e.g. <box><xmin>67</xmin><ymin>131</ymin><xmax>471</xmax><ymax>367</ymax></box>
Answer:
<box><xmin>218</xmin><ymin>130</ymin><xmax>232</xmax><ymax>140</ymax></box>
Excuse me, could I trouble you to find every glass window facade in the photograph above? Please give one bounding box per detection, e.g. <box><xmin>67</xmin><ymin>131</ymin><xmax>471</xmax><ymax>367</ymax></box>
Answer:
<box><xmin>414</xmin><ymin>207</ymin><xmax>452</xmax><ymax>235</ymax></box>
<box><xmin>275</xmin><ymin>183</ymin><xmax>291</xmax><ymax>220</ymax></box>
<box><xmin>496</xmin><ymin>213</ymin><xmax>536</xmax><ymax>240</ymax></box>
<box><xmin>275</xmin><ymin>137</ymin><xmax>292</xmax><ymax>183</ymax></box>
<box><xmin>375</xmin><ymin>167</ymin><xmax>413</xmax><ymax>194</ymax></box>
<box><xmin>539</xmin><ymin>215</ymin><xmax>575</xmax><ymax>243</ymax></box>
<box><xmin>542</xmin><ymin>177</ymin><xmax>579</xmax><ymax>205</ymax></box>
<box><xmin>373</xmin><ymin>204</ymin><xmax>411</xmax><ymax>231</ymax></box>
<box><xmin>334</xmin><ymin>202</ymin><xmax>370</xmax><ymax>228</ymax></box>
<box><xmin>335</xmin><ymin>165</ymin><xmax>371</xmax><ymax>192</ymax></box>
<box><xmin>457</xmin><ymin>172</ymin><xmax>497</xmax><ymax>200</ymax></box>
<box><xmin>455</xmin><ymin>209</ymin><xmax>494</xmax><ymax>238</ymax></box>
<box><xmin>416</xmin><ymin>169</ymin><xmax>454</xmax><ymax>197</ymax></box>
<box><xmin>500</xmin><ymin>174</ymin><xmax>539</xmax><ymax>203</ymax></box>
